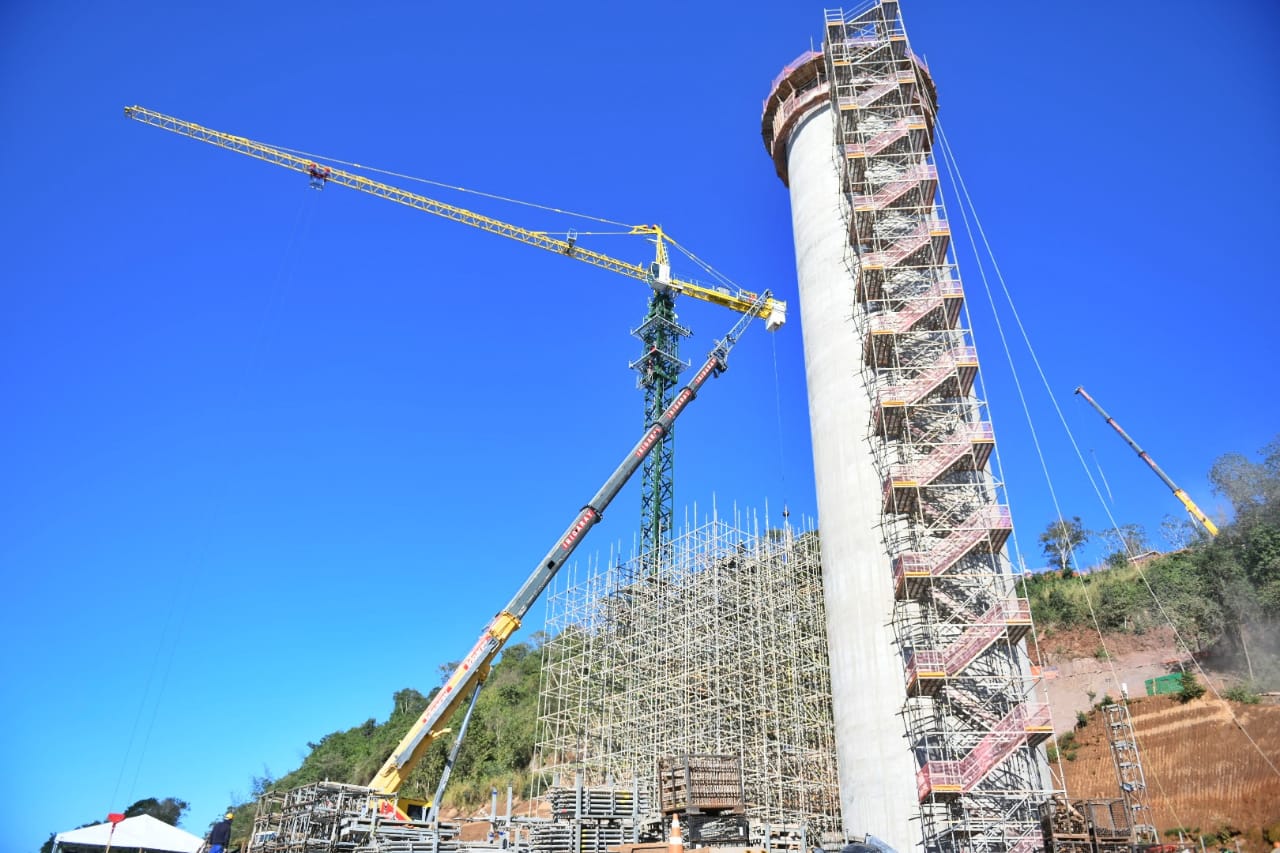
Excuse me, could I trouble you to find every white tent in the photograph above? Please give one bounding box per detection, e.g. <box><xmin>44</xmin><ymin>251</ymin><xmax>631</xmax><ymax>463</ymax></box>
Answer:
<box><xmin>52</xmin><ymin>814</ymin><xmax>204</xmax><ymax>853</ymax></box>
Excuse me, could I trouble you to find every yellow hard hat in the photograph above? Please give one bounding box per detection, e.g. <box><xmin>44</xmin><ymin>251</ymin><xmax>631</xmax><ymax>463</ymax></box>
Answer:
<box><xmin>225</xmin><ymin>812</ymin><xmax>235</xmax><ymax>820</ymax></box>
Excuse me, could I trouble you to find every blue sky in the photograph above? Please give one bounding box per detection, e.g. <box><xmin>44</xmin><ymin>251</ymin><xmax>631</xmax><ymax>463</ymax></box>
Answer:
<box><xmin>2</xmin><ymin>1</ymin><xmax>1277</xmax><ymax>849</ymax></box>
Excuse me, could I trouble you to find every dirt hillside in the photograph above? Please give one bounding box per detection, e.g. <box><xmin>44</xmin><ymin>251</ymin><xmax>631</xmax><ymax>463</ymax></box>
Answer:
<box><xmin>1057</xmin><ymin>695</ymin><xmax>1280</xmax><ymax>847</ymax></box>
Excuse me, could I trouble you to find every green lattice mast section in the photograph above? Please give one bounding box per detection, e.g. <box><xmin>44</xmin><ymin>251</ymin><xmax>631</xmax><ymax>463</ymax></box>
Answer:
<box><xmin>630</xmin><ymin>288</ymin><xmax>690</xmax><ymax>572</ymax></box>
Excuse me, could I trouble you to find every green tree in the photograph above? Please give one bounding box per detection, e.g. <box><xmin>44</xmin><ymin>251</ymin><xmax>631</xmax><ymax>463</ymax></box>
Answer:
<box><xmin>1100</xmin><ymin>523</ymin><xmax>1148</xmax><ymax>567</ymax></box>
<box><xmin>123</xmin><ymin>797</ymin><xmax>189</xmax><ymax>825</ymax></box>
<box><xmin>1040</xmin><ymin>517</ymin><xmax>1088</xmax><ymax>575</ymax></box>
<box><xmin>1178</xmin><ymin>671</ymin><xmax>1206</xmax><ymax>703</ymax></box>
<box><xmin>1209</xmin><ymin>434</ymin><xmax>1280</xmax><ymax>525</ymax></box>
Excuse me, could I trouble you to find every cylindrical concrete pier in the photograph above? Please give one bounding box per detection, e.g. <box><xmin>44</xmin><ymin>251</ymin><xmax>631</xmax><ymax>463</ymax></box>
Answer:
<box><xmin>762</xmin><ymin>52</ymin><xmax>921</xmax><ymax>849</ymax></box>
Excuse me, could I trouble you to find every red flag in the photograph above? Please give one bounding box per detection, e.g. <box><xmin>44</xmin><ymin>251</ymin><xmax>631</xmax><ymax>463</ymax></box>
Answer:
<box><xmin>108</xmin><ymin>813</ymin><xmax>126</xmax><ymax>824</ymax></box>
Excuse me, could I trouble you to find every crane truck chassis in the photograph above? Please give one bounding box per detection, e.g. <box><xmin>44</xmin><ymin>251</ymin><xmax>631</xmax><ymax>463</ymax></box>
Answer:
<box><xmin>244</xmin><ymin>297</ymin><xmax>771</xmax><ymax>853</ymax></box>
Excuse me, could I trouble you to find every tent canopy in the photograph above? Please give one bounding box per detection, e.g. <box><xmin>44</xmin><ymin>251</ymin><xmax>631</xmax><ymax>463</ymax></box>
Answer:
<box><xmin>54</xmin><ymin>814</ymin><xmax>204</xmax><ymax>853</ymax></box>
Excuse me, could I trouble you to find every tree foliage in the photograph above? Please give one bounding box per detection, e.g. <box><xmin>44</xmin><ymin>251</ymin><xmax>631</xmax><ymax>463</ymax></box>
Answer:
<box><xmin>1025</xmin><ymin>435</ymin><xmax>1280</xmax><ymax>688</ymax></box>
<box><xmin>262</xmin><ymin>640</ymin><xmax>545</xmax><ymax>811</ymax></box>
<box><xmin>1039</xmin><ymin>516</ymin><xmax>1088</xmax><ymax>575</ymax></box>
<box><xmin>1100</xmin><ymin>522</ymin><xmax>1148</xmax><ymax>568</ymax></box>
<box><xmin>1209</xmin><ymin>436</ymin><xmax>1280</xmax><ymax>524</ymax></box>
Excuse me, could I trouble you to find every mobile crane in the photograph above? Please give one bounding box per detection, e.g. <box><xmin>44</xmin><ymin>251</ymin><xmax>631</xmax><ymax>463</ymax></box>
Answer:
<box><xmin>1074</xmin><ymin>386</ymin><xmax>1218</xmax><ymax>537</ymax></box>
<box><xmin>361</xmin><ymin>297</ymin><xmax>771</xmax><ymax>817</ymax></box>
<box><xmin>122</xmin><ymin>106</ymin><xmax>787</xmax><ymax>566</ymax></box>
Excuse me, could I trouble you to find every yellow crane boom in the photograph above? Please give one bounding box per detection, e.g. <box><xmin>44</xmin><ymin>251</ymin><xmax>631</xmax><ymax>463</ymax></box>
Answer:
<box><xmin>122</xmin><ymin>106</ymin><xmax>787</xmax><ymax>330</ymax></box>
<box><xmin>1074</xmin><ymin>386</ymin><xmax>1219</xmax><ymax>537</ymax></box>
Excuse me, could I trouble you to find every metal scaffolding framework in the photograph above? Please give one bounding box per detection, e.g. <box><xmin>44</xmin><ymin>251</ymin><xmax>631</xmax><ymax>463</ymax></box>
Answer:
<box><xmin>534</xmin><ymin>508</ymin><xmax>842</xmax><ymax>843</ymax></box>
<box><xmin>820</xmin><ymin>2</ymin><xmax>1054</xmax><ymax>849</ymax></box>
<box><xmin>1101</xmin><ymin>704</ymin><xmax>1156</xmax><ymax>845</ymax></box>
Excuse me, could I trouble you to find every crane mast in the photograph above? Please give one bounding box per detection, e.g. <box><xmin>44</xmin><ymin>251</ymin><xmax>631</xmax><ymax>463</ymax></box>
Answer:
<box><xmin>367</xmin><ymin>297</ymin><xmax>770</xmax><ymax>803</ymax></box>
<box><xmin>1074</xmin><ymin>386</ymin><xmax>1219</xmax><ymax>537</ymax></box>
<box><xmin>123</xmin><ymin>105</ymin><xmax>786</xmax><ymax>568</ymax></box>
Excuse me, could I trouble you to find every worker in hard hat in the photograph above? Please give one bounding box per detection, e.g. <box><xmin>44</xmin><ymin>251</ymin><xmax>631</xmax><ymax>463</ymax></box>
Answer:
<box><xmin>207</xmin><ymin>811</ymin><xmax>234</xmax><ymax>853</ymax></box>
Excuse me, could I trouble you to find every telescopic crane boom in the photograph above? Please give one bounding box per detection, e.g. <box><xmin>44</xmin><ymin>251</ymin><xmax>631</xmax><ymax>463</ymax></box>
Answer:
<box><xmin>367</xmin><ymin>296</ymin><xmax>770</xmax><ymax>807</ymax></box>
<box><xmin>1074</xmin><ymin>386</ymin><xmax>1218</xmax><ymax>537</ymax></box>
<box><xmin>123</xmin><ymin>105</ymin><xmax>786</xmax><ymax>567</ymax></box>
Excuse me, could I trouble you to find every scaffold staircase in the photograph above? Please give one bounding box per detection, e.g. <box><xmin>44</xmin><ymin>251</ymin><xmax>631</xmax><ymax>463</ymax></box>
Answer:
<box><xmin>861</xmin><ymin>218</ymin><xmax>951</xmax><ymax>269</ymax></box>
<box><xmin>882</xmin><ymin>422</ymin><xmax>994</xmax><ymax>513</ymax></box>
<box><xmin>915</xmin><ymin>703</ymin><xmax>1052</xmax><ymax>801</ymax></box>
<box><xmin>905</xmin><ymin>599</ymin><xmax>1031</xmax><ymax>697</ymax></box>
<box><xmin>872</xmin><ymin>347</ymin><xmax>978</xmax><ymax>436</ymax></box>
<box><xmin>823</xmin><ymin>1</ymin><xmax>1052</xmax><ymax>846</ymax></box>
<box><xmin>893</xmin><ymin>505</ymin><xmax>1012</xmax><ymax>598</ymax></box>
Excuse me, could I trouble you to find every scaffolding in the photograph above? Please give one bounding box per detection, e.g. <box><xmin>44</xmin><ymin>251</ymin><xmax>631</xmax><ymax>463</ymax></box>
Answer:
<box><xmin>245</xmin><ymin>781</ymin><xmax>463</xmax><ymax>853</ymax></box>
<box><xmin>821</xmin><ymin>3</ymin><xmax>1054</xmax><ymax>850</ymax></box>
<box><xmin>535</xmin><ymin>508</ymin><xmax>841</xmax><ymax>845</ymax></box>
<box><xmin>1101</xmin><ymin>704</ymin><xmax>1156</xmax><ymax>845</ymax></box>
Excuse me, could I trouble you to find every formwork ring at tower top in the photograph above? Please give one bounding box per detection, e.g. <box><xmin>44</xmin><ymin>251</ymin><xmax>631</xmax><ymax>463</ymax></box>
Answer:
<box><xmin>758</xmin><ymin>4</ymin><xmax>1052</xmax><ymax>852</ymax></box>
<box><xmin>760</xmin><ymin>43</ymin><xmax>938</xmax><ymax>187</ymax></box>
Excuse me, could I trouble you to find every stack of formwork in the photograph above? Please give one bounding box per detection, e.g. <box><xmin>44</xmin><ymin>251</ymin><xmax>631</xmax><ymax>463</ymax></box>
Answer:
<box><xmin>1038</xmin><ymin>796</ymin><xmax>1134</xmax><ymax>853</ymax></box>
<box><xmin>658</xmin><ymin>755</ymin><xmax>749</xmax><ymax>847</ymax></box>
<box><xmin>245</xmin><ymin>780</ymin><xmax>459</xmax><ymax>853</ymax></box>
<box><xmin>531</xmin><ymin>784</ymin><xmax>649</xmax><ymax>853</ymax></box>
<box><xmin>1038</xmin><ymin>796</ymin><xmax>1092</xmax><ymax>853</ymax></box>
<box><xmin>1080</xmin><ymin>799</ymin><xmax>1132</xmax><ymax>853</ymax></box>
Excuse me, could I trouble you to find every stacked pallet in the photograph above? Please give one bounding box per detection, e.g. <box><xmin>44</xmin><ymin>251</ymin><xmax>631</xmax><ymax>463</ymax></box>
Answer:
<box><xmin>530</xmin><ymin>785</ymin><xmax>649</xmax><ymax>853</ymax></box>
<box><xmin>657</xmin><ymin>755</ymin><xmax>743</xmax><ymax>815</ymax></box>
<box><xmin>547</xmin><ymin>787</ymin><xmax>651</xmax><ymax>819</ymax></box>
<box><xmin>657</xmin><ymin>756</ymin><xmax>749</xmax><ymax>846</ymax></box>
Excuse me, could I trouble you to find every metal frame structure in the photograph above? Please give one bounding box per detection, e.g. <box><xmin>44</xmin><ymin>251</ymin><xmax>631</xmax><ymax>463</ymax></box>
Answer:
<box><xmin>535</xmin><ymin>508</ymin><xmax>842</xmax><ymax>844</ymax></box>
<box><xmin>817</xmin><ymin>3</ymin><xmax>1053</xmax><ymax>849</ymax></box>
<box><xmin>1100</xmin><ymin>704</ymin><xmax>1156</xmax><ymax>845</ymax></box>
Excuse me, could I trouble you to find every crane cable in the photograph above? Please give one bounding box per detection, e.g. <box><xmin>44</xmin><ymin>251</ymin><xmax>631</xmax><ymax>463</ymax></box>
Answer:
<box><xmin>934</xmin><ymin>124</ymin><xmax>1199</xmax><ymax>831</ymax></box>
<box><xmin>933</xmin><ymin>121</ymin><xmax>1194</xmax><ymax>826</ymax></box>
<box><xmin>271</xmin><ymin>140</ymin><xmax>757</xmax><ymax>296</ymax></box>
<box><xmin>107</xmin><ymin>190</ymin><xmax>321</xmax><ymax>809</ymax></box>
<box><xmin>936</xmin><ymin>120</ymin><xmax>1280</xmax><ymax>793</ymax></box>
<box><xmin>930</xmin><ymin>122</ymin><xmax>1085</xmax><ymax>799</ymax></box>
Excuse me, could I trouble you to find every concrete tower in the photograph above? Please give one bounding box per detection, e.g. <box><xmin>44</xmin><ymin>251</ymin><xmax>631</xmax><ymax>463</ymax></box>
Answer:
<box><xmin>762</xmin><ymin>4</ymin><xmax>1052</xmax><ymax>851</ymax></box>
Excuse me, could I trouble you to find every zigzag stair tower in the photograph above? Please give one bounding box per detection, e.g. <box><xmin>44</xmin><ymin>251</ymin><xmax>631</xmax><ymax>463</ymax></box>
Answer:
<box><xmin>762</xmin><ymin>3</ymin><xmax>1054</xmax><ymax>849</ymax></box>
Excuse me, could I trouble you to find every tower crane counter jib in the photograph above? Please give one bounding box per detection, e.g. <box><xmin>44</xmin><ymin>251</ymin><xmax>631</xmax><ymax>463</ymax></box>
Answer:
<box><xmin>366</xmin><ymin>296</ymin><xmax>769</xmax><ymax>810</ymax></box>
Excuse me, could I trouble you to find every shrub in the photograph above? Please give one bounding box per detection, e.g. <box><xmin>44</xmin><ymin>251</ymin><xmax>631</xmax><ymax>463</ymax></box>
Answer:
<box><xmin>1222</xmin><ymin>683</ymin><xmax>1261</xmax><ymax>704</ymax></box>
<box><xmin>1178</xmin><ymin>672</ymin><xmax>1207</xmax><ymax>703</ymax></box>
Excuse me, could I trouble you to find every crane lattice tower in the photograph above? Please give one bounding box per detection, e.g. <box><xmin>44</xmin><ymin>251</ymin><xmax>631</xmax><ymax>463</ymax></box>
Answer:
<box><xmin>761</xmin><ymin>3</ymin><xmax>1055</xmax><ymax>850</ymax></box>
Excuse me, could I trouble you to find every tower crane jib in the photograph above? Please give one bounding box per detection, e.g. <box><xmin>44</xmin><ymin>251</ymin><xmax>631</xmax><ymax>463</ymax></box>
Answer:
<box><xmin>121</xmin><ymin>106</ymin><xmax>787</xmax><ymax>331</ymax></box>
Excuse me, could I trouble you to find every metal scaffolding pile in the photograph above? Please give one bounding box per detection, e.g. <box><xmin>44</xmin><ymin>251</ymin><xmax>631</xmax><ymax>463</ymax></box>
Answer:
<box><xmin>246</xmin><ymin>781</ymin><xmax>461</xmax><ymax>853</ymax></box>
<box><xmin>535</xmin><ymin>508</ymin><xmax>841</xmax><ymax>842</ymax></box>
<box><xmin>822</xmin><ymin>2</ymin><xmax>1054</xmax><ymax>850</ymax></box>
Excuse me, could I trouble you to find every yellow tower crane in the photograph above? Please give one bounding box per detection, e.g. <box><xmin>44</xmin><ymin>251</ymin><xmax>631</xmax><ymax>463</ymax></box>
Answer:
<box><xmin>123</xmin><ymin>105</ymin><xmax>786</xmax><ymax>567</ymax></box>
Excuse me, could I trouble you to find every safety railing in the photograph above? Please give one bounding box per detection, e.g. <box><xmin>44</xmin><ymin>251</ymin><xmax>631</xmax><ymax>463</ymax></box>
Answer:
<box><xmin>874</xmin><ymin>345</ymin><xmax>977</xmax><ymax>409</ymax></box>
<box><xmin>904</xmin><ymin>599</ymin><xmax>1029</xmax><ymax>683</ymax></box>
<box><xmin>860</xmin><ymin>218</ymin><xmax>950</xmax><ymax>268</ymax></box>
<box><xmin>885</xmin><ymin>422</ymin><xmax>993</xmax><ymax>488</ymax></box>
<box><xmin>843</xmin><ymin>115</ymin><xmax>928</xmax><ymax>159</ymax></box>
<box><xmin>916</xmin><ymin>703</ymin><xmax>1050</xmax><ymax>799</ymax></box>
<box><xmin>769</xmin><ymin>80</ymin><xmax>832</xmax><ymax>151</ymax></box>
<box><xmin>893</xmin><ymin>505</ymin><xmax>1012</xmax><ymax>587</ymax></box>
<box><xmin>865</xmin><ymin>276</ymin><xmax>961</xmax><ymax>335</ymax></box>
<box><xmin>852</xmin><ymin>163</ymin><xmax>937</xmax><ymax>209</ymax></box>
